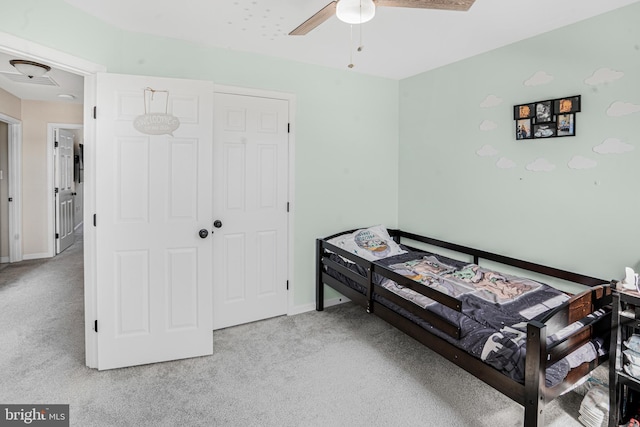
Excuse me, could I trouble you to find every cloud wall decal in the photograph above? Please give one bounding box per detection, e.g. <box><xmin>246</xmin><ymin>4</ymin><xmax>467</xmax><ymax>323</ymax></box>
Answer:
<box><xmin>593</xmin><ymin>138</ymin><xmax>634</xmax><ymax>154</ymax></box>
<box><xmin>568</xmin><ymin>156</ymin><xmax>597</xmax><ymax>169</ymax></box>
<box><xmin>479</xmin><ymin>120</ymin><xmax>498</xmax><ymax>131</ymax></box>
<box><xmin>607</xmin><ymin>101</ymin><xmax>640</xmax><ymax>117</ymax></box>
<box><xmin>526</xmin><ymin>158</ymin><xmax>555</xmax><ymax>172</ymax></box>
<box><xmin>476</xmin><ymin>145</ymin><xmax>498</xmax><ymax>157</ymax></box>
<box><xmin>480</xmin><ymin>95</ymin><xmax>503</xmax><ymax>108</ymax></box>
<box><xmin>524</xmin><ymin>71</ymin><xmax>554</xmax><ymax>86</ymax></box>
<box><xmin>584</xmin><ymin>67</ymin><xmax>624</xmax><ymax>85</ymax></box>
<box><xmin>496</xmin><ymin>157</ymin><xmax>516</xmax><ymax>169</ymax></box>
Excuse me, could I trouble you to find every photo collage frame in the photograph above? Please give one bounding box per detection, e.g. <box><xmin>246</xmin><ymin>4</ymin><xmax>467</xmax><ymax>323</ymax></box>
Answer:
<box><xmin>514</xmin><ymin>95</ymin><xmax>580</xmax><ymax>140</ymax></box>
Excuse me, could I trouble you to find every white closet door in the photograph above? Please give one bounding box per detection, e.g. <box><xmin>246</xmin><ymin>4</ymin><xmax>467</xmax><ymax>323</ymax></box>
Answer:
<box><xmin>212</xmin><ymin>93</ymin><xmax>289</xmax><ymax>330</ymax></box>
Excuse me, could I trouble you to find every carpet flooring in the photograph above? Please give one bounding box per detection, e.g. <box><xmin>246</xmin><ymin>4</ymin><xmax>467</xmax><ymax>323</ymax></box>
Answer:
<box><xmin>0</xmin><ymin>230</ymin><xmax>591</xmax><ymax>426</ymax></box>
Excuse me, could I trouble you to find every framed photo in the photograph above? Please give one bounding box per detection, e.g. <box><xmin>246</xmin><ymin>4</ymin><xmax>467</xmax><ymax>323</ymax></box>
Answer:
<box><xmin>554</xmin><ymin>96</ymin><xmax>581</xmax><ymax>114</ymax></box>
<box><xmin>513</xmin><ymin>95</ymin><xmax>580</xmax><ymax>140</ymax></box>
<box><xmin>556</xmin><ymin>113</ymin><xmax>575</xmax><ymax>137</ymax></box>
<box><xmin>533</xmin><ymin>122</ymin><xmax>557</xmax><ymax>138</ymax></box>
<box><xmin>514</xmin><ymin>103</ymin><xmax>535</xmax><ymax>120</ymax></box>
<box><xmin>535</xmin><ymin>101</ymin><xmax>553</xmax><ymax>123</ymax></box>
<box><xmin>516</xmin><ymin>118</ymin><xmax>532</xmax><ymax>140</ymax></box>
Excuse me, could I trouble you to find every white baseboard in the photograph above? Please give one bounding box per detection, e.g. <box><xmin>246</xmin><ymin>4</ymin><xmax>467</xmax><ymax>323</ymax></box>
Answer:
<box><xmin>324</xmin><ymin>296</ymin><xmax>351</xmax><ymax>309</ymax></box>
<box><xmin>74</xmin><ymin>221</ymin><xmax>84</xmax><ymax>230</ymax></box>
<box><xmin>22</xmin><ymin>252</ymin><xmax>52</xmax><ymax>261</ymax></box>
<box><xmin>288</xmin><ymin>296</ymin><xmax>350</xmax><ymax>316</ymax></box>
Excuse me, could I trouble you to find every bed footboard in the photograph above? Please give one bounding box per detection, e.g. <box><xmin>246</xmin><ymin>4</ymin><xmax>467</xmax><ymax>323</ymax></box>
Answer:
<box><xmin>524</xmin><ymin>284</ymin><xmax>612</xmax><ymax>427</ymax></box>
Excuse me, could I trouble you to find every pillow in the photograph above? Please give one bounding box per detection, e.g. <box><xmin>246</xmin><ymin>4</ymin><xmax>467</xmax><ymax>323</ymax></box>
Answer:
<box><xmin>625</xmin><ymin>334</ymin><xmax>640</xmax><ymax>353</ymax></box>
<box><xmin>625</xmin><ymin>348</ymin><xmax>640</xmax><ymax>367</ymax></box>
<box><xmin>326</xmin><ymin>225</ymin><xmax>407</xmax><ymax>261</ymax></box>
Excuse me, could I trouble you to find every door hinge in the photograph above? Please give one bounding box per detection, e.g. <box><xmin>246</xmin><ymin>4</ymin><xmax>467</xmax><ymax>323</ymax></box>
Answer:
<box><xmin>93</xmin><ymin>106</ymin><xmax>97</xmax><ymax>119</ymax></box>
<box><xmin>93</xmin><ymin>214</ymin><xmax>97</xmax><ymax>227</ymax></box>
<box><xmin>55</xmin><ymin>233</ymin><xmax>59</xmax><ymax>239</ymax></box>
<box><xmin>287</xmin><ymin>123</ymin><xmax>290</xmax><ymax>133</ymax></box>
<box><xmin>54</xmin><ymin>140</ymin><xmax>59</xmax><ymax>148</ymax></box>
<box><xmin>94</xmin><ymin>320</ymin><xmax>98</xmax><ymax>333</ymax></box>
<box><xmin>8</xmin><ymin>197</ymin><xmax>12</xmax><ymax>202</ymax></box>
<box><xmin>54</xmin><ymin>187</ymin><xmax>59</xmax><ymax>194</ymax></box>
<box><xmin>286</xmin><ymin>280</ymin><xmax>289</xmax><ymax>290</ymax></box>
<box><xmin>286</xmin><ymin>202</ymin><xmax>290</xmax><ymax>212</ymax></box>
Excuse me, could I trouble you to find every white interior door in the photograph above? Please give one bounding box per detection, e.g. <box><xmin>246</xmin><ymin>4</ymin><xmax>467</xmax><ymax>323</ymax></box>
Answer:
<box><xmin>55</xmin><ymin>128</ymin><xmax>75</xmax><ymax>254</ymax></box>
<box><xmin>212</xmin><ymin>93</ymin><xmax>289</xmax><ymax>330</ymax></box>
<box><xmin>95</xmin><ymin>73</ymin><xmax>214</xmax><ymax>370</ymax></box>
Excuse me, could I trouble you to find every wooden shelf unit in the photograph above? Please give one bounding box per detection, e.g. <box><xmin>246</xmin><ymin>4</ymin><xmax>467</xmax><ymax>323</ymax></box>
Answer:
<box><xmin>610</xmin><ymin>291</ymin><xmax>640</xmax><ymax>427</ymax></box>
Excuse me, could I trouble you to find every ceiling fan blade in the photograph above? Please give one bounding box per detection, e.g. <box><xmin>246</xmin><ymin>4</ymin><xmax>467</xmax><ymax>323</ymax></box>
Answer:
<box><xmin>289</xmin><ymin>1</ymin><xmax>338</xmax><ymax>35</ymax></box>
<box><xmin>375</xmin><ymin>0</ymin><xmax>475</xmax><ymax>11</ymax></box>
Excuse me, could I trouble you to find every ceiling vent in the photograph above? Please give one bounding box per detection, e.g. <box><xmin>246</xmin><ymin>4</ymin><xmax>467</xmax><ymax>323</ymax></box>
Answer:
<box><xmin>0</xmin><ymin>71</ymin><xmax>59</xmax><ymax>86</ymax></box>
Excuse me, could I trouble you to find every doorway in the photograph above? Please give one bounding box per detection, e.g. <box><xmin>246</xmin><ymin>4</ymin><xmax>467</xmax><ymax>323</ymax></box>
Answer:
<box><xmin>0</xmin><ymin>30</ymin><xmax>105</xmax><ymax>368</ymax></box>
<box><xmin>0</xmin><ymin>112</ymin><xmax>22</xmax><ymax>264</ymax></box>
<box><xmin>0</xmin><ymin>121</ymin><xmax>8</xmax><ymax>266</ymax></box>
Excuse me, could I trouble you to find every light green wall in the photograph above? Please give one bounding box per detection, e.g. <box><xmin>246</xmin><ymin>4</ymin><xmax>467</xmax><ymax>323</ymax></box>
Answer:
<box><xmin>0</xmin><ymin>0</ymin><xmax>399</xmax><ymax>307</ymax></box>
<box><xmin>6</xmin><ymin>0</ymin><xmax>635</xmax><ymax>304</ymax></box>
<box><xmin>399</xmin><ymin>3</ymin><xmax>640</xmax><ymax>286</ymax></box>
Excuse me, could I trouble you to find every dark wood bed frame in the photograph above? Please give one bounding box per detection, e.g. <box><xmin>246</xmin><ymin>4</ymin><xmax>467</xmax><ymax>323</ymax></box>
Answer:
<box><xmin>315</xmin><ymin>229</ymin><xmax>612</xmax><ymax>427</ymax></box>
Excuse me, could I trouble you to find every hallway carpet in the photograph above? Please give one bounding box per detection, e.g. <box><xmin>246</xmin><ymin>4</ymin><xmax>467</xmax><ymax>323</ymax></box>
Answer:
<box><xmin>0</xmin><ymin>231</ymin><xmax>588</xmax><ymax>426</ymax></box>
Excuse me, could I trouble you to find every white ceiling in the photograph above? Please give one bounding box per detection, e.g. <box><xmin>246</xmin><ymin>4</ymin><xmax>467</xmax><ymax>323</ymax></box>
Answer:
<box><xmin>1</xmin><ymin>0</ymin><xmax>638</xmax><ymax>103</ymax></box>
<box><xmin>63</xmin><ymin>0</ymin><xmax>639</xmax><ymax>79</ymax></box>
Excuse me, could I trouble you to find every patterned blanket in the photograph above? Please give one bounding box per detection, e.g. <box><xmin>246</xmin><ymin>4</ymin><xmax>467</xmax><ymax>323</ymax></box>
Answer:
<box><xmin>374</xmin><ymin>251</ymin><xmax>605</xmax><ymax>386</ymax></box>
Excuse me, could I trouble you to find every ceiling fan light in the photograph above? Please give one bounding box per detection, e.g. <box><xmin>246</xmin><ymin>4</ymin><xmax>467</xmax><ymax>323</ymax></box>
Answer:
<box><xmin>336</xmin><ymin>0</ymin><xmax>376</xmax><ymax>24</ymax></box>
<box><xmin>9</xmin><ymin>59</ymin><xmax>51</xmax><ymax>79</ymax></box>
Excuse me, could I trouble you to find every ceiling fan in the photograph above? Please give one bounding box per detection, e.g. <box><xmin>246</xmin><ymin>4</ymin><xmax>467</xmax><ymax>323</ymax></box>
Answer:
<box><xmin>289</xmin><ymin>0</ymin><xmax>476</xmax><ymax>35</ymax></box>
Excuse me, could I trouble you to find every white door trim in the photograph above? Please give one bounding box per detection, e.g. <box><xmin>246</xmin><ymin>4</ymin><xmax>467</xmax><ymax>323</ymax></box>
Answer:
<box><xmin>48</xmin><ymin>123</ymin><xmax>83</xmax><ymax>258</ymax></box>
<box><xmin>0</xmin><ymin>32</ymin><xmax>106</xmax><ymax>76</ymax></box>
<box><xmin>212</xmin><ymin>84</ymin><xmax>296</xmax><ymax>316</ymax></box>
<box><xmin>83</xmin><ymin>74</ymin><xmax>99</xmax><ymax>369</ymax></box>
<box><xmin>0</xmin><ymin>112</ymin><xmax>22</xmax><ymax>263</ymax></box>
<box><xmin>0</xmin><ymin>31</ymin><xmax>106</xmax><ymax>369</ymax></box>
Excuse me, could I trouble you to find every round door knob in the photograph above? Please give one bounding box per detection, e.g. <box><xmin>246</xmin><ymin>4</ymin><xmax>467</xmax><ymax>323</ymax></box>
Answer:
<box><xmin>199</xmin><ymin>229</ymin><xmax>209</xmax><ymax>239</ymax></box>
<box><xmin>213</xmin><ymin>220</ymin><xmax>223</xmax><ymax>229</ymax></box>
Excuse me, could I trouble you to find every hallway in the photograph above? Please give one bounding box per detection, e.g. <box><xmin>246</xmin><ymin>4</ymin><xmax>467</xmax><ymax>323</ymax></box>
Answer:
<box><xmin>0</xmin><ymin>227</ymin><xmax>85</xmax><ymax>375</ymax></box>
